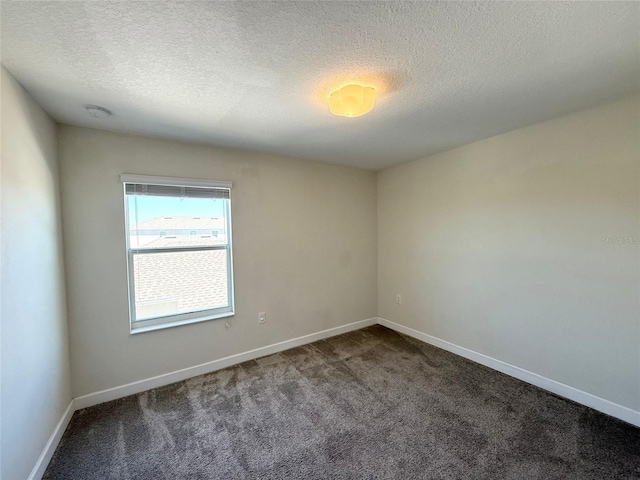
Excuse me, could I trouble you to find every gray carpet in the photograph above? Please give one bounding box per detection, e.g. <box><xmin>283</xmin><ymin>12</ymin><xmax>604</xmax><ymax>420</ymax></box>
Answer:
<box><xmin>44</xmin><ymin>325</ymin><xmax>639</xmax><ymax>479</ymax></box>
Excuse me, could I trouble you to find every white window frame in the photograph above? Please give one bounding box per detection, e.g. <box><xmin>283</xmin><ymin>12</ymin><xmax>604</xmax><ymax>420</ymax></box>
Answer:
<box><xmin>121</xmin><ymin>174</ymin><xmax>235</xmax><ymax>334</ymax></box>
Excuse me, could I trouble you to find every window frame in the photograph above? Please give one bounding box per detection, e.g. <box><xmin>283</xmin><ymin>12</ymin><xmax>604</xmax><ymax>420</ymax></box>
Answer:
<box><xmin>121</xmin><ymin>174</ymin><xmax>235</xmax><ymax>334</ymax></box>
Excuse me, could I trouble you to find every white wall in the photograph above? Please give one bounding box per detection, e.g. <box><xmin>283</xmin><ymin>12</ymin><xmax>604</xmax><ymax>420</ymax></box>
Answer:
<box><xmin>58</xmin><ymin>126</ymin><xmax>377</xmax><ymax>397</ymax></box>
<box><xmin>1</xmin><ymin>68</ymin><xmax>72</xmax><ymax>479</ymax></box>
<box><xmin>378</xmin><ymin>95</ymin><xmax>640</xmax><ymax>411</ymax></box>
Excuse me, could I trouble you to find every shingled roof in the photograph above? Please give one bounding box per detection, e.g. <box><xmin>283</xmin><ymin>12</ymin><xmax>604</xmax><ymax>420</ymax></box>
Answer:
<box><xmin>131</xmin><ymin>217</ymin><xmax>230</xmax><ymax>320</ymax></box>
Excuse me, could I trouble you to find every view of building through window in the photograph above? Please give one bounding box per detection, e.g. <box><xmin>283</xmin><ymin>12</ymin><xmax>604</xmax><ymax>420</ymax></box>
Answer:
<box><xmin>126</xmin><ymin>193</ymin><xmax>231</xmax><ymax>323</ymax></box>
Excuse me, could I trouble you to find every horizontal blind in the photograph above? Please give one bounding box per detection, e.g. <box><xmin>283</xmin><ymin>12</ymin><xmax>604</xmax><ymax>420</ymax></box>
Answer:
<box><xmin>125</xmin><ymin>183</ymin><xmax>230</xmax><ymax>199</ymax></box>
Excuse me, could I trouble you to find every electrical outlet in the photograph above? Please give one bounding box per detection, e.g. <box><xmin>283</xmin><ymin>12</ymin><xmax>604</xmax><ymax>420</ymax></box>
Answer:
<box><xmin>396</xmin><ymin>294</ymin><xmax>402</xmax><ymax>305</ymax></box>
<box><xmin>258</xmin><ymin>312</ymin><xmax>266</xmax><ymax>324</ymax></box>
<box><xmin>225</xmin><ymin>321</ymin><xmax>231</xmax><ymax>329</ymax></box>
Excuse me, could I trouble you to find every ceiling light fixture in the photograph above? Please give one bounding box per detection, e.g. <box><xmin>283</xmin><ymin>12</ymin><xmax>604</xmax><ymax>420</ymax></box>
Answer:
<box><xmin>328</xmin><ymin>84</ymin><xmax>376</xmax><ymax>118</ymax></box>
<box><xmin>85</xmin><ymin>105</ymin><xmax>112</xmax><ymax>119</ymax></box>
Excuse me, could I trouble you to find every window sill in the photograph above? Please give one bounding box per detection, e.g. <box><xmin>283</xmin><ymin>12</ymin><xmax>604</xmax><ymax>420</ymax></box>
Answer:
<box><xmin>130</xmin><ymin>311</ymin><xmax>235</xmax><ymax>335</ymax></box>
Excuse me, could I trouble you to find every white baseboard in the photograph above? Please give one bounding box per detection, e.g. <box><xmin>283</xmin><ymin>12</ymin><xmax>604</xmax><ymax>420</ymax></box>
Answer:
<box><xmin>377</xmin><ymin>317</ymin><xmax>640</xmax><ymax>428</ymax></box>
<box><xmin>28</xmin><ymin>399</ymin><xmax>75</xmax><ymax>480</ymax></box>
<box><xmin>74</xmin><ymin>317</ymin><xmax>377</xmax><ymax>410</ymax></box>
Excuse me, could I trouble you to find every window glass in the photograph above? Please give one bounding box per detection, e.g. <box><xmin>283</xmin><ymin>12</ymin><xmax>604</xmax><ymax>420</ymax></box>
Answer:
<box><xmin>123</xmin><ymin>180</ymin><xmax>234</xmax><ymax>332</ymax></box>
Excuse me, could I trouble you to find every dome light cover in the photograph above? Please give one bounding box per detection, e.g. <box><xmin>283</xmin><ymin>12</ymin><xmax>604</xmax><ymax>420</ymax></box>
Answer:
<box><xmin>328</xmin><ymin>84</ymin><xmax>376</xmax><ymax>117</ymax></box>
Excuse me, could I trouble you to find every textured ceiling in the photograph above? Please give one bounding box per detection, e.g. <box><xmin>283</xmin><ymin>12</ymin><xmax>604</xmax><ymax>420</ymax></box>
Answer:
<box><xmin>2</xmin><ymin>1</ymin><xmax>639</xmax><ymax>170</ymax></box>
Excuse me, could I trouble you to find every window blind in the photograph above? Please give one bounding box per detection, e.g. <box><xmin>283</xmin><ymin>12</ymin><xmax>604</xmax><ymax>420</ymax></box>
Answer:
<box><xmin>125</xmin><ymin>183</ymin><xmax>230</xmax><ymax>199</ymax></box>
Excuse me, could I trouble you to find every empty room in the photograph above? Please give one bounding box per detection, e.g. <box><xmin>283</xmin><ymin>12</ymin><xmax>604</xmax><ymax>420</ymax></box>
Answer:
<box><xmin>1</xmin><ymin>1</ymin><xmax>639</xmax><ymax>479</ymax></box>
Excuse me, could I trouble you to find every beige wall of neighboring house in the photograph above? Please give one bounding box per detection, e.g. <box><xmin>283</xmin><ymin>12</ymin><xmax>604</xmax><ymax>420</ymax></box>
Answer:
<box><xmin>1</xmin><ymin>68</ymin><xmax>72</xmax><ymax>479</ymax></box>
<box><xmin>58</xmin><ymin>126</ymin><xmax>378</xmax><ymax>397</ymax></box>
<box><xmin>378</xmin><ymin>95</ymin><xmax>640</xmax><ymax>411</ymax></box>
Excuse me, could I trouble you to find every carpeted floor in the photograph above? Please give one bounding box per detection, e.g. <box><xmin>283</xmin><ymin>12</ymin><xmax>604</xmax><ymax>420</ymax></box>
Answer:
<box><xmin>44</xmin><ymin>325</ymin><xmax>639</xmax><ymax>479</ymax></box>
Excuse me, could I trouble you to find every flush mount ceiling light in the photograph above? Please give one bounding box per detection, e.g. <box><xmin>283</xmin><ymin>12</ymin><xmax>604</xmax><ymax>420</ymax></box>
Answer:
<box><xmin>85</xmin><ymin>105</ymin><xmax>112</xmax><ymax>119</ymax></box>
<box><xmin>328</xmin><ymin>84</ymin><xmax>376</xmax><ymax>118</ymax></box>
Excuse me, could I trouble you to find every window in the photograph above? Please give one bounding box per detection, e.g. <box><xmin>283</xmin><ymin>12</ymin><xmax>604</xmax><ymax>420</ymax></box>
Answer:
<box><xmin>121</xmin><ymin>174</ymin><xmax>234</xmax><ymax>333</ymax></box>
